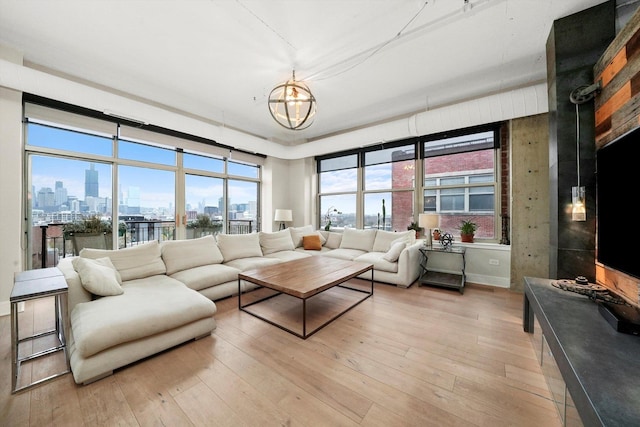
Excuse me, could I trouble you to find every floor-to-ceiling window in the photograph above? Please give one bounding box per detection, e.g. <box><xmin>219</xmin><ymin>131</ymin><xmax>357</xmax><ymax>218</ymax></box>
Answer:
<box><xmin>24</xmin><ymin>100</ymin><xmax>262</xmax><ymax>269</ymax></box>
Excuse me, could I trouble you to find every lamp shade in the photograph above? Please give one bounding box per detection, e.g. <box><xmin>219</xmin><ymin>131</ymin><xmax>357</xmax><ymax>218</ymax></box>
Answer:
<box><xmin>274</xmin><ymin>209</ymin><xmax>292</xmax><ymax>222</ymax></box>
<box><xmin>418</xmin><ymin>213</ymin><xmax>438</xmax><ymax>229</ymax></box>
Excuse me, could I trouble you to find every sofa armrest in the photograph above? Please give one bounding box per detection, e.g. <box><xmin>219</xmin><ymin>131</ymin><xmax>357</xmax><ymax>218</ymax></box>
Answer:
<box><xmin>57</xmin><ymin>257</ymin><xmax>92</xmax><ymax>317</ymax></box>
<box><xmin>395</xmin><ymin>241</ymin><xmax>423</xmax><ymax>287</ymax></box>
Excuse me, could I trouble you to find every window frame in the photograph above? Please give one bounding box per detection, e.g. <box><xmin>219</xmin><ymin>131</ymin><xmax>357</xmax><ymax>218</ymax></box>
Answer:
<box><xmin>317</xmin><ymin>124</ymin><xmax>501</xmax><ymax>242</ymax></box>
<box><xmin>23</xmin><ymin>97</ymin><xmax>263</xmax><ymax>268</ymax></box>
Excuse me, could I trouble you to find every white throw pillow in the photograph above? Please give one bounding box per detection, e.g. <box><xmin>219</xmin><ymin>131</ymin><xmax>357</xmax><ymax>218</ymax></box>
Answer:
<box><xmin>289</xmin><ymin>225</ymin><xmax>315</xmax><ymax>248</ymax></box>
<box><xmin>259</xmin><ymin>229</ymin><xmax>295</xmax><ymax>255</ymax></box>
<box><xmin>324</xmin><ymin>232</ymin><xmax>343</xmax><ymax>249</ymax></box>
<box><xmin>383</xmin><ymin>241</ymin><xmax>406</xmax><ymax>262</ymax></box>
<box><xmin>72</xmin><ymin>256</ymin><xmax>123</xmax><ymax>296</ymax></box>
<box><xmin>80</xmin><ymin>240</ymin><xmax>166</xmax><ymax>282</ymax></box>
<box><xmin>216</xmin><ymin>233</ymin><xmax>263</xmax><ymax>261</ymax></box>
<box><xmin>339</xmin><ymin>228</ymin><xmax>377</xmax><ymax>251</ymax></box>
<box><xmin>160</xmin><ymin>235</ymin><xmax>223</xmax><ymax>275</ymax></box>
<box><xmin>373</xmin><ymin>230</ymin><xmax>415</xmax><ymax>252</ymax></box>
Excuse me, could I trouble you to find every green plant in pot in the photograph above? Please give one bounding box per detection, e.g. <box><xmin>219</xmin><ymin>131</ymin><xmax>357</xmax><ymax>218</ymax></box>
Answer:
<box><xmin>63</xmin><ymin>215</ymin><xmax>114</xmax><ymax>254</ymax></box>
<box><xmin>324</xmin><ymin>206</ymin><xmax>341</xmax><ymax>231</ymax></box>
<box><xmin>186</xmin><ymin>214</ymin><xmax>222</xmax><ymax>238</ymax></box>
<box><xmin>459</xmin><ymin>219</ymin><xmax>478</xmax><ymax>243</ymax></box>
<box><xmin>62</xmin><ymin>215</ymin><xmax>112</xmax><ymax>237</ymax></box>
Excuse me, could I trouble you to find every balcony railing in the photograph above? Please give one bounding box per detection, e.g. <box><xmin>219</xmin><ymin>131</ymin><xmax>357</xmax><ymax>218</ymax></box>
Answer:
<box><xmin>227</xmin><ymin>219</ymin><xmax>256</xmax><ymax>235</ymax></box>
<box><xmin>120</xmin><ymin>220</ymin><xmax>176</xmax><ymax>249</ymax></box>
<box><xmin>33</xmin><ymin>218</ymin><xmax>259</xmax><ymax>268</ymax></box>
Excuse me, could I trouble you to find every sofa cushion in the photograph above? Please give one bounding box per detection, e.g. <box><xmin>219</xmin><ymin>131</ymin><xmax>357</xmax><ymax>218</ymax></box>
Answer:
<box><xmin>80</xmin><ymin>240</ymin><xmax>166</xmax><ymax>282</ymax></box>
<box><xmin>224</xmin><ymin>256</ymin><xmax>281</xmax><ymax>271</ymax></box>
<box><xmin>289</xmin><ymin>225</ymin><xmax>315</xmax><ymax>248</ymax></box>
<box><xmin>161</xmin><ymin>235</ymin><xmax>223</xmax><ymax>275</ymax></box>
<box><xmin>382</xmin><ymin>241</ymin><xmax>406</xmax><ymax>262</ymax></box>
<box><xmin>216</xmin><ymin>233</ymin><xmax>262</xmax><ymax>262</ymax></box>
<box><xmin>70</xmin><ymin>275</ymin><xmax>216</xmax><ymax>358</ymax></box>
<box><xmin>259</xmin><ymin>229</ymin><xmax>295</xmax><ymax>255</ymax></box>
<box><xmin>355</xmin><ymin>252</ymin><xmax>399</xmax><ymax>273</ymax></box>
<box><xmin>263</xmin><ymin>251</ymin><xmax>311</xmax><ymax>262</ymax></box>
<box><xmin>323</xmin><ymin>231</ymin><xmax>342</xmax><ymax>249</ymax></box>
<box><xmin>170</xmin><ymin>263</ymin><xmax>241</xmax><ymax>291</ymax></box>
<box><xmin>322</xmin><ymin>248</ymin><xmax>367</xmax><ymax>261</ymax></box>
<box><xmin>302</xmin><ymin>234</ymin><xmax>322</xmax><ymax>250</ymax></box>
<box><xmin>72</xmin><ymin>256</ymin><xmax>123</xmax><ymax>296</ymax></box>
<box><xmin>339</xmin><ymin>228</ymin><xmax>377</xmax><ymax>252</ymax></box>
<box><xmin>372</xmin><ymin>230</ymin><xmax>415</xmax><ymax>252</ymax></box>
<box><xmin>295</xmin><ymin>247</ymin><xmax>334</xmax><ymax>256</ymax></box>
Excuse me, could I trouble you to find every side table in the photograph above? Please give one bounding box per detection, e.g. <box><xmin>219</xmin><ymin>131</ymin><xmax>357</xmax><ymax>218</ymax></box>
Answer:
<box><xmin>418</xmin><ymin>245</ymin><xmax>466</xmax><ymax>294</ymax></box>
<box><xmin>11</xmin><ymin>267</ymin><xmax>70</xmax><ymax>393</ymax></box>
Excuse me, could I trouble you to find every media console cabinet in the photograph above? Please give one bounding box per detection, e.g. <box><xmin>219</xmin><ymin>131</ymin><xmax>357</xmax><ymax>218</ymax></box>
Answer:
<box><xmin>523</xmin><ymin>276</ymin><xmax>640</xmax><ymax>426</ymax></box>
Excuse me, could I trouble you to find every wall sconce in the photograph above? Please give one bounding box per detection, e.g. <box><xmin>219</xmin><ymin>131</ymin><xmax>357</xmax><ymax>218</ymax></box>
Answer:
<box><xmin>274</xmin><ymin>209</ymin><xmax>292</xmax><ymax>230</ymax></box>
<box><xmin>419</xmin><ymin>213</ymin><xmax>439</xmax><ymax>247</ymax></box>
<box><xmin>569</xmin><ymin>81</ymin><xmax>600</xmax><ymax>222</ymax></box>
<box><xmin>571</xmin><ymin>102</ymin><xmax>586</xmax><ymax>222</ymax></box>
<box><xmin>571</xmin><ymin>186</ymin><xmax>586</xmax><ymax>221</ymax></box>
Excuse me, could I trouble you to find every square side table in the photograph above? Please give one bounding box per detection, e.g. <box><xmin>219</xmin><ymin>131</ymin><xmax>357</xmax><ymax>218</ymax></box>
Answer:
<box><xmin>418</xmin><ymin>245</ymin><xmax>466</xmax><ymax>294</ymax></box>
<box><xmin>11</xmin><ymin>267</ymin><xmax>70</xmax><ymax>393</ymax></box>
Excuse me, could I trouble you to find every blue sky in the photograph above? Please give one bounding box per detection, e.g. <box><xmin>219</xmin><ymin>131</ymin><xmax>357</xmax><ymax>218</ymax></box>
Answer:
<box><xmin>29</xmin><ymin>123</ymin><xmax>257</xmax><ymax>210</ymax></box>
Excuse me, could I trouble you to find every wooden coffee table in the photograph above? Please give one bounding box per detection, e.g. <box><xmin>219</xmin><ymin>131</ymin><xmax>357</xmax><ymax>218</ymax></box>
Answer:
<box><xmin>238</xmin><ymin>256</ymin><xmax>373</xmax><ymax>339</ymax></box>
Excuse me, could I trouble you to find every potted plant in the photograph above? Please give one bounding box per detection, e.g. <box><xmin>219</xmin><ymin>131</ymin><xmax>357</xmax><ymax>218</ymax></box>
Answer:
<box><xmin>324</xmin><ymin>206</ymin><xmax>341</xmax><ymax>231</ymax></box>
<box><xmin>459</xmin><ymin>219</ymin><xmax>478</xmax><ymax>243</ymax></box>
<box><xmin>63</xmin><ymin>215</ymin><xmax>114</xmax><ymax>254</ymax></box>
<box><xmin>407</xmin><ymin>221</ymin><xmax>423</xmax><ymax>238</ymax></box>
<box><xmin>186</xmin><ymin>214</ymin><xmax>222</xmax><ymax>238</ymax></box>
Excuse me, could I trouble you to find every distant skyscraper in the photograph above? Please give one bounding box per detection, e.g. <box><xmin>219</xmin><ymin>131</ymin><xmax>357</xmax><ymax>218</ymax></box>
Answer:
<box><xmin>37</xmin><ymin>187</ymin><xmax>55</xmax><ymax>211</ymax></box>
<box><xmin>126</xmin><ymin>186</ymin><xmax>141</xmax><ymax>214</ymax></box>
<box><xmin>85</xmin><ymin>163</ymin><xmax>99</xmax><ymax>199</ymax></box>
<box><xmin>204</xmin><ymin>206</ymin><xmax>219</xmax><ymax>216</ymax></box>
<box><xmin>54</xmin><ymin>181</ymin><xmax>67</xmax><ymax>206</ymax></box>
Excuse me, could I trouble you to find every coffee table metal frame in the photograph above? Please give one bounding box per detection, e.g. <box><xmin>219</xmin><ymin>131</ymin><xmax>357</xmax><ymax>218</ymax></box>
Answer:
<box><xmin>238</xmin><ymin>259</ymin><xmax>374</xmax><ymax>339</ymax></box>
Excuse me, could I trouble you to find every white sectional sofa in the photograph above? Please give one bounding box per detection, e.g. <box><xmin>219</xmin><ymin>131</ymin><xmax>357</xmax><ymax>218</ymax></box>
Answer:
<box><xmin>57</xmin><ymin>226</ymin><xmax>422</xmax><ymax>384</ymax></box>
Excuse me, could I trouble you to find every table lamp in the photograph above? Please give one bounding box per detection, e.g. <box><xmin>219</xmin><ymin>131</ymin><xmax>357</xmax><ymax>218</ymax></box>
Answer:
<box><xmin>274</xmin><ymin>209</ymin><xmax>293</xmax><ymax>230</ymax></box>
<box><xmin>419</xmin><ymin>213</ymin><xmax>439</xmax><ymax>247</ymax></box>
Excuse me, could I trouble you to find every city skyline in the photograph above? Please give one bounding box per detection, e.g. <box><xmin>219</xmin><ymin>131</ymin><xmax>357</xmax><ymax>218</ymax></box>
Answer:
<box><xmin>28</xmin><ymin>122</ymin><xmax>260</xmax><ymax>224</ymax></box>
<box><xmin>31</xmin><ymin>161</ymin><xmax>257</xmax><ymax>228</ymax></box>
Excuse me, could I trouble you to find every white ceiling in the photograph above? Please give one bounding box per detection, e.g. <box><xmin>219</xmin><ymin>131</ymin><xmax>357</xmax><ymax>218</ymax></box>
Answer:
<box><xmin>0</xmin><ymin>0</ymin><xmax>609</xmax><ymax>147</ymax></box>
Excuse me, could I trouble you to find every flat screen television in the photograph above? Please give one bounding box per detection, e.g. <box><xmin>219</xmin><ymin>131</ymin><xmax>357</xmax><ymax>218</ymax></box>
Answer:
<box><xmin>596</xmin><ymin>126</ymin><xmax>640</xmax><ymax>279</ymax></box>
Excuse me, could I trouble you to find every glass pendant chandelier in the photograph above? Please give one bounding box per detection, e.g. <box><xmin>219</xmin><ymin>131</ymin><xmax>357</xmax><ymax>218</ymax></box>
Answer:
<box><xmin>268</xmin><ymin>70</ymin><xmax>316</xmax><ymax>130</ymax></box>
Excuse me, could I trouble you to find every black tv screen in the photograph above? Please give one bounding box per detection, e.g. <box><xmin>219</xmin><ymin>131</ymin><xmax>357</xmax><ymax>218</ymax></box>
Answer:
<box><xmin>597</xmin><ymin>126</ymin><xmax>640</xmax><ymax>279</ymax></box>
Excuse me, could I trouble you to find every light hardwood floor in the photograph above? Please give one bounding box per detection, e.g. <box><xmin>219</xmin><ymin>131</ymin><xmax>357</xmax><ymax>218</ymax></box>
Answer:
<box><xmin>0</xmin><ymin>280</ymin><xmax>561</xmax><ymax>426</ymax></box>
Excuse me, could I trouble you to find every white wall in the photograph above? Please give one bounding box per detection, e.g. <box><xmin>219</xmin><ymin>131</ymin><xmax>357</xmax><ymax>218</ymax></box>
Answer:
<box><xmin>0</xmin><ymin>46</ymin><xmax>24</xmax><ymax>315</ymax></box>
<box><xmin>262</xmin><ymin>156</ymin><xmax>288</xmax><ymax>232</ymax></box>
<box><xmin>263</xmin><ymin>156</ymin><xmax>316</xmax><ymax>231</ymax></box>
<box><xmin>287</xmin><ymin>158</ymin><xmax>316</xmax><ymax>228</ymax></box>
<box><xmin>424</xmin><ymin>243</ymin><xmax>511</xmax><ymax>288</ymax></box>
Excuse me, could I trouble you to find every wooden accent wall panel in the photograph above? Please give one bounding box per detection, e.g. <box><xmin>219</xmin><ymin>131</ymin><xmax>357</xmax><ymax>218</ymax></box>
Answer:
<box><xmin>595</xmin><ymin>8</ymin><xmax>640</xmax><ymax>148</ymax></box>
<box><xmin>594</xmin><ymin>7</ymin><xmax>640</xmax><ymax>306</ymax></box>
